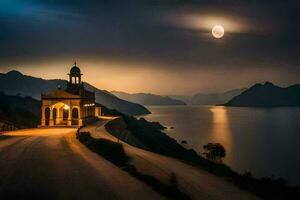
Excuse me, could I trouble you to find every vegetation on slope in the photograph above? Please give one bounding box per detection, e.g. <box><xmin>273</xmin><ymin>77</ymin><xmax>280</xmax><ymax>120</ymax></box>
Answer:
<box><xmin>76</xmin><ymin>131</ymin><xmax>190</xmax><ymax>200</ymax></box>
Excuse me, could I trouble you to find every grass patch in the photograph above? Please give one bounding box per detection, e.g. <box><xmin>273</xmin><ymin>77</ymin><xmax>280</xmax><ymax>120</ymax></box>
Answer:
<box><xmin>77</xmin><ymin>131</ymin><xmax>190</xmax><ymax>200</ymax></box>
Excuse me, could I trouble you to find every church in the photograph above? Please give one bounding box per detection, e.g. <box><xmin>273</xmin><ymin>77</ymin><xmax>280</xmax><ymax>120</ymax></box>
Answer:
<box><xmin>40</xmin><ymin>63</ymin><xmax>101</xmax><ymax>127</ymax></box>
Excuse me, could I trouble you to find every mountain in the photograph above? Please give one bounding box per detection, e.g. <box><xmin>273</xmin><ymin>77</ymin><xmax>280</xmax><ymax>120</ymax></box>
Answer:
<box><xmin>188</xmin><ymin>88</ymin><xmax>246</xmax><ymax>105</ymax></box>
<box><xmin>0</xmin><ymin>71</ymin><xmax>150</xmax><ymax>115</ymax></box>
<box><xmin>111</xmin><ymin>91</ymin><xmax>186</xmax><ymax>105</ymax></box>
<box><xmin>225</xmin><ymin>82</ymin><xmax>300</xmax><ymax>107</ymax></box>
<box><xmin>0</xmin><ymin>92</ymin><xmax>40</xmax><ymax>128</ymax></box>
<box><xmin>168</xmin><ymin>95</ymin><xmax>191</xmax><ymax>104</ymax></box>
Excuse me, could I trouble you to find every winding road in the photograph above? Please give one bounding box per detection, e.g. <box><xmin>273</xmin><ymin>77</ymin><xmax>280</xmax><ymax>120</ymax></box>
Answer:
<box><xmin>0</xmin><ymin>124</ymin><xmax>260</xmax><ymax>200</ymax></box>
<box><xmin>0</xmin><ymin>128</ymin><xmax>163</xmax><ymax>200</ymax></box>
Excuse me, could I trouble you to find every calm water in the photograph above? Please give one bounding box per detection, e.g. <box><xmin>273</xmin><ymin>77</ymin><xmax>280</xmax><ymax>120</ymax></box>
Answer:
<box><xmin>143</xmin><ymin>105</ymin><xmax>300</xmax><ymax>186</ymax></box>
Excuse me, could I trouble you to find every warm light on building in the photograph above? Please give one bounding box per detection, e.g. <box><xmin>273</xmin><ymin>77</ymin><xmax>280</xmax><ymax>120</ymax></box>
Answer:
<box><xmin>63</xmin><ymin>105</ymin><xmax>70</xmax><ymax>110</ymax></box>
<box><xmin>40</xmin><ymin>63</ymin><xmax>102</xmax><ymax>127</ymax></box>
<box><xmin>83</xmin><ymin>103</ymin><xmax>95</xmax><ymax>107</ymax></box>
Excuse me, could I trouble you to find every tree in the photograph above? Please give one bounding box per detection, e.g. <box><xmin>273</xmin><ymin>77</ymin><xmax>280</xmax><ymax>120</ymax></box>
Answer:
<box><xmin>203</xmin><ymin>142</ymin><xmax>226</xmax><ymax>163</ymax></box>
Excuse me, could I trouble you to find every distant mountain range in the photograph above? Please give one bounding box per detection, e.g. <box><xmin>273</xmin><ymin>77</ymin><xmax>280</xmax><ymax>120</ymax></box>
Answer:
<box><xmin>2</xmin><ymin>71</ymin><xmax>298</xmax><ymax>111</ymax></box>
<box><xmin>188</xmin><ymin>88</ymin><xmax>247</xmax><ymax>105</ymax></box>
<box><xmin>111</xmin><ymin>91</ymin><xmax>186</xmax><ymax>106</ymax></box>
<box><xmin>225</xmin><ymin>82</ymin><xmax>300</xmax><ymax>107</ymax></box>
<box><xmin>0</xmin><ymin>71</ymin><xmax>150</xmax><ymax>115</ymax></box>
<box><xmin>169</xmin><ymin>88</ymin><xmax>246</xmax><ymax>105</ymax></box>
<box><xmin>111</xmin><ymin>88</ymin><xmax>246</xmax><ymax>106</ymax></box>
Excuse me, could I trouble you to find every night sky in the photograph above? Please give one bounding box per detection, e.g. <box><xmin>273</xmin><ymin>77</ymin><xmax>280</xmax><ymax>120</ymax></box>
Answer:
<box><xmin>0</xmin><ymin>0</ymin><xmax>299</xmax><ymax>95</ymax></box>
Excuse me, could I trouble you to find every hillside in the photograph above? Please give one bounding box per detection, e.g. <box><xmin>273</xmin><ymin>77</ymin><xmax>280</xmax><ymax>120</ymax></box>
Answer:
<box><xmin>225</xmin><ymin>82</ymin><xmax>300</xmax><ymax>107</ymax></box>
<box><xmin>189</xmin><ymin>88</ymin><xmax>246</xmax><ymax>105</ymax></box>
<box><xmin>111</xmin><ymin>91</ymin><xmax>186</xmax><ymax>106</ymax></box>
<box><xmin>168</xmin><ymin>95</ymin><xmax>191</xmax><ymax>104</ymax></box>
<box><xmin>0</xmin><ymin>92</ymin><xmax>40</xmax><ymax>128</ymax></box>
<box><xmin>0</xmin><ymin>71</ymin><xmax>150</xmax><ymax>115</ymax></box>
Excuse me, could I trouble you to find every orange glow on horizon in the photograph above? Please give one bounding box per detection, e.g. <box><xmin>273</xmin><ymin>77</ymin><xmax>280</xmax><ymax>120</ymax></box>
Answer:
<box><xmin>1</xmin><ymin>58</ymin><xmax>298</xmax><ymax>96</ymax></box>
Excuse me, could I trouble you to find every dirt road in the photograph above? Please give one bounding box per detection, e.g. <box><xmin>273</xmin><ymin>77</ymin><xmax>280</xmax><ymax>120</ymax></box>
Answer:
<box><xmin>0</xmin><ymin>128</ymin><xmax>163</xmax><ymax>200</ymax></box>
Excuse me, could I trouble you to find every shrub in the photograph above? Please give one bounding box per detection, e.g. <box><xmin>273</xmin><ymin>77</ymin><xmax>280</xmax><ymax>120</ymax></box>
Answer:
<box><xmin>77</xmin><ymin>131</ymin><xmax>129</xmax><ymax>166</ymax></box>
<box><xmin>203</xmin><ymin>143</ymin><xmax>226</xmax><ymax>163</ymax></box>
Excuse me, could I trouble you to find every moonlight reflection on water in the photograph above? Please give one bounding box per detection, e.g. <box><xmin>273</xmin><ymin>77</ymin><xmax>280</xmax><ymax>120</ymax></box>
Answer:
<box><xmin>209</xmin><ymin>107</ymin><xmax>232</xmax><ymax>163</ymax></box>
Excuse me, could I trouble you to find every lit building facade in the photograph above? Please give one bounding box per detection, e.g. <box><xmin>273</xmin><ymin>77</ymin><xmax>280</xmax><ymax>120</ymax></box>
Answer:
<box><xmin>40</xmin><ymin>63</ymin><xmax>101</xmax><ymax>127</ymax></box>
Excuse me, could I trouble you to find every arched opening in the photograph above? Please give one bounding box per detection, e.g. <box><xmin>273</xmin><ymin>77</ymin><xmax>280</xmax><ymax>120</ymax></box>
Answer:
<box><xmin>71</xmin><ymin>76</ymin><xmax>79</xmax><ymax>84</ymax></box>
<box><xmin>63</xmin><ymin>109</ymin><xmax>69</xmax><ymax>121</ymax></box>
<box><xmin>50</xmin><ymin>102</ymin><xmax>70</xmax><ymax>126</ymax></box>
<box><xmin>45</xmin><ymin>107</ymin><xmax>50</xmax><ymax>126</ymax></box>
<box><xmin>72</xmin><ymin>107</ymin><xmax>79</xmax><ymax>125</ymax></box>
<box><xmin>52</xmin><ymin>108</ymin><xmax>57</xmax><ymax>125</ymax></box>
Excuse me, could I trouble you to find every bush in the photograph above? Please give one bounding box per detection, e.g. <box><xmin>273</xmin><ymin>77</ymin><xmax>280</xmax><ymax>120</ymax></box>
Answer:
<box><xmin>203</xmin><ymin>143</ymin><xmax>226</xmax><ymax>163</ymax></box>
<box><xmin>77</xmin><ymin>131</ymin><xmax>129</xmax><ymax>166</ymax></box>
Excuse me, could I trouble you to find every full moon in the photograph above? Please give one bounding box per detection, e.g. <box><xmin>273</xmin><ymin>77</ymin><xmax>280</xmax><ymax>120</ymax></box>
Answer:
<box><xmin>212</xmin><ymin>25</ymin><xmax>225</xmax><ymax>39</ymax></box>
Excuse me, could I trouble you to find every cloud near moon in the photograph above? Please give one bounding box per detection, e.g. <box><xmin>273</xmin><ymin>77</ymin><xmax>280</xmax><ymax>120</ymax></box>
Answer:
<box><xmin>164</xmin><ymin>10</ymin><xmax>256</xmax><ymax>36</ymax></box>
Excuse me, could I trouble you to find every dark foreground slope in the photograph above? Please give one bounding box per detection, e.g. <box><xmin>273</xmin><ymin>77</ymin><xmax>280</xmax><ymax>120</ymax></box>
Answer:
<box><xmin>0</xmin><ymin>92</ymin><xmax>40</xmax><ymax>128</ymax></box>
<box><xmin>225</xmin><ymin>82</ymin><xmax>300</xmax><ymax>107</ymax></box>
<box><xmin>0</xmin><ymin>71</ymin><xmax>149</xmax><ymax>115</ymax></box>
<box><xmin>111</xmin><ymin>91</ymin><xmax>186</xmax><ymax>105</ymax></box>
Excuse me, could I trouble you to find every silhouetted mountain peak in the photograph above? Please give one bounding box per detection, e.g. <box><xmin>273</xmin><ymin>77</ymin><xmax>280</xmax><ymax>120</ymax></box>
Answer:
<box><xmin>264</xmin><ymin>81</ymin><xmax>275</xmax><ymax>87</ymax></box>
<box><xmin>225</xmin><ymin>82</ymin><xmax>300</xmax><ymax>107</ymax></box>
<box><xmin>248</xmin><ymin>82</ymin><xmax>277</xmax><ymax>91</ymax></box>
<box><xmin>6</xmin><ymin>70</ymin><xmax>23</xmax><ymax>77</ymax></box>
<box><xmin>251</xmin><ymin>83</ymin><xmax>263</xmax><ymax>88</ymax></box>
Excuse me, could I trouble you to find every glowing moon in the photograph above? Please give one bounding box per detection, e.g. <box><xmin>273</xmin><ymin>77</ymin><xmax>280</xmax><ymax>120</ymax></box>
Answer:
<box><xmin>212</xmin><ymin>25</ymin><xmax>225</xmax><ymax>39</ymax></box>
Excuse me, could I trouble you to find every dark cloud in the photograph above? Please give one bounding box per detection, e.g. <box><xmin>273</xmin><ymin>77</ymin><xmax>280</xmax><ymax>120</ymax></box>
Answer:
<box><xmin>0</xmin><ymin>0</ymin><xmax>299</xmax><ymax>93</ymax></box>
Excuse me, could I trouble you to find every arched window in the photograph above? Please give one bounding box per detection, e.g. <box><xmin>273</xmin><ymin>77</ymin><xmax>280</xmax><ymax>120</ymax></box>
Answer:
<box><xmin>45</xmin><ymin>107</ymin><xmax>50</xmax><ymax>125</ymax></box>
<box><xmin>63</xmin><ymin>109</ymin><xmax>68</xmax><ymax>121</ymax></box>
<box><xmin>72</xmin><ymin>107</ymin><xmax>79</xmax><ymax>125</ymax></box>
<box><xmin>72</xmin><ymin>107</ymin><xmax>79</xmax><ymax>119</ymax></box>
<box><xmin>52</xmin><ymin>108</ymin><xmax>57</xmax><ymax>124</ymax></box>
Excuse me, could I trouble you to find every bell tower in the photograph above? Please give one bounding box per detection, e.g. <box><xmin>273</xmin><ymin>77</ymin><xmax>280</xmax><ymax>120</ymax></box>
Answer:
<box><xmin>69</xmin><ymin>62</ymin><xmax>82</xmax><ymax>84</ymax></box>
<box><xmin>67</xmin><ymin>62</ymin><xmax>84</xmax><ymax>95</ymax></box>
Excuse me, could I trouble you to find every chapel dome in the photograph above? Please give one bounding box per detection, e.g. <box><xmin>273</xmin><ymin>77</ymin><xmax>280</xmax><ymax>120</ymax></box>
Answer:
<box><xmin>70</xmin><ymin>62</ymin><xmax>81</xmax><ymax>76</ymax></box>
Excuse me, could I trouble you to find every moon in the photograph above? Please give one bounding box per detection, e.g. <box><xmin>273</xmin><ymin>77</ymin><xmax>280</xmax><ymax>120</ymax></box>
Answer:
<box><xmin>212</xmin><ymin>25</ymin><xmax>225</xmax><ymax>39</ymax></box>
